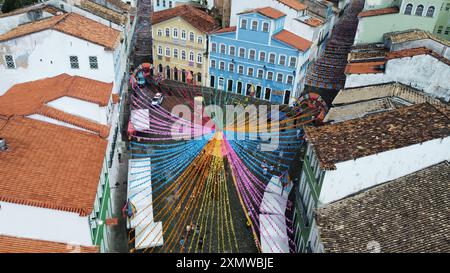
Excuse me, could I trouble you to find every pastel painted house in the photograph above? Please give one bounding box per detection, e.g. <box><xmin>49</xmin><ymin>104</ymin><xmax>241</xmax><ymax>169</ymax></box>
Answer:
<box><xmin>209</xmin><ymin>7</ymin><xmax>312</xmax><ymax>105</ymax></box>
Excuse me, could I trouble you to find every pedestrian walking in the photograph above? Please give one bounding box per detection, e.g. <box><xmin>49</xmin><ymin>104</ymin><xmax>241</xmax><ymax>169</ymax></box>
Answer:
<box><xmin>186</xmin><ymin>225</ymin><xmax>191</xmax><ymax>236</ymax></box>
<box><xmin>195</xmin><ymin>225</ymin><xmax>200</xmax><ymax>235</ymax></box>
<box><xmin>198</xmin><ymin>237</ymin><xmax>203</xmax><ymax>248</ymax></box>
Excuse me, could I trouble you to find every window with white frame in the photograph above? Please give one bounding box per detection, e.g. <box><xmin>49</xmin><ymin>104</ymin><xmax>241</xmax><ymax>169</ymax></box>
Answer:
<box><xmin>197</xmin><ymin>53</ymin><xmax>203</xmax><ymax>63</ymax></box>
<box><xmin>4</xmin><ymin>55</ymin><xmax>16</xmax><ymax>69</ymax></box>
<box><xmin>415</xmin><ymin>4</ymin><xmax>424</xmax><ymax>16</ymax></box>
<box><xmin>157</xmin><ymin>29</ymin><xmax>162</xmax><ymax>36</ymax></box>
<box><xmin>89</xmin><ymin>56</ymin><xmax>98</xmax><ymax>69</ymax></box>
<box><xmin>279</xmin><ymin>55</ymin><xmax>287</xmax><ymax>66</ymax></box>
<box><xmin>287</xmin><ymin>75</ymin><xmax>294</xmax><ymax>85</ymax></box>
<box><xmin>189</xmin><ymin>32</ymin><xmax>195</xmax><ymax>41</ymax></box>
<box><xmin>239</xmin><ymin>47</ymin><xmax>246</xmax><ymax>58</ymax></box>
<box><xmin>251</xmin><ymin>20</ymin><xmax>258</xmax><ymax>31</ymax></box>
<box><xmin>240</xmin><ymin>18</ymin><xmax>248</xmax><ymax>29</ymax></box>
<box><xmin>249</xmin><ymin>49</ymin><xmax>256</xmax><ymax>60</ymax></box>
<box><xmin>173</xmin><ymin>28</ymin><xmax>178</xmax><ymax>38</ymax></box>
<box><xmin>181</xmin><ymin>30</ymin><xmax>186</xmax><ymax>40</ymax></box>
<box><xmin>238</xmin><ymin>65</ymin><xmax>244</xmax><ymax>74</ymax></box>
<box><xmin>174</xmin><ymin>48</ymin><xmax>179</xmax><ymax>58</ymax></box>
<box><xmin>211</xmin><ymin>42</ymin><xmax>217</xmax><ymax>52</ymax></box>
<box><xmin>181</xmin><ymin>50</ymin><xmax>186</xmax><ymax>60</ymax></box>
<box><xmin>276</xmin><ymin>73</ymin><xmax>283</xmax><ymax>82</ymax></box>
<box><xmin>264</xmin><ymin>88</ymin><xmax>271</xmax><ymax>100</ymax></box>
<box><xmin>229</xmin><ymin>63</ymin><xmax>235</xmax><ymax>72</ymax></box>
<box><xmin>69</xmin><ymin>55</ymin><xmax>79</xmax><ymax>69</ymax></box>
<box><xmin>267</xmin><ymin>71</ymin><xmax>274</xmax><ymax>81</ymax></box>
<box><xmin>269</xmin><ymin>53</ymin><xmax>276</xmax><ymax>64</ymax></box>
<box><xmin>198</xmin><ymin>36</ymin><xmax>203</xmax><ymax>44</ymax></box>
<box><xmin>220</xmin><ymin>44</ymin><xmax>226</xmax><ymax>54</ymax></box>
<box><xmin>219</xmin><ymin>61</ymin><xmax>225</xmax><ymax>70</ymax></box>
<box><xmin>165</xmin><ymin>47</ymin><xmax>171</xmax><ymax>57</ymax></box>
<box><xmin>158</xmin><ymin>46</ymin><xmax>163</xmax><ymax>56</ymax></box>
<box><xmin>247</xmin><ymin>67</ymin><xmax>254</xmax><ymax>76</ymax></box>
<box><xmin>262</xmin><ymin>21</ymin><xmax>270</xmax><ymax>32</ymax></box>
<box><xmin>210</xmin><ymin>59</ymin><xmax>216</xmax><ymax>68</ymax></box>
<box><xmin>259</xmin><ymin>51</ymin><xmax>266</xmax><ymax>62</ymax></box>
<box><xmin>189</xmin><ymin>51</ymin><xmax>194</xmax><ymax>62</ymax></box>
<box><xmin>229</xmin><ymin>46</ymin><xmax>236</xmax><ymax>56</ymax></box>
<box><xmin>289</xmin><ymin>56</ymin><xmax>297</xmax><ymax>67</ymax></box>
<box><xmin>165</xmin><ymin>28</ymin><xmax>170</xmax><ymax>37</ymax></box>
<box><xmin>257</xmin><ymin>69</ymin><xmax>264</xmax><ymax>78</ymax></box>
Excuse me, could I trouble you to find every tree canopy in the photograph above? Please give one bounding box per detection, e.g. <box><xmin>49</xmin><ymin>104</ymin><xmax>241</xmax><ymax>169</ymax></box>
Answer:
<box><xmin>1</xmin><ymin>0</ymin><xmax>40</xmax><ymax>14</ymax></box>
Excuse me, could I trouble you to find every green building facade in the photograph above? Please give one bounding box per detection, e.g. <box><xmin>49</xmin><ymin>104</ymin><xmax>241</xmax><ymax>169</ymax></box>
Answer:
<box><xmin>434</xmin><ymin>0</ymin><xmax>450</xmax><ymax>39</ymax></box>
<box><xmin>354</xmin><ymin>0</ymin><xmax>445</xmax><ymax>44</ymax></box>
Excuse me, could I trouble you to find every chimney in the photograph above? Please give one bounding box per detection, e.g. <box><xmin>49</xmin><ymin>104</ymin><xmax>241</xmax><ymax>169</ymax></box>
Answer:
<box><xmin>0</xmin><ymin>138</ymin><xmax>7</xmax><ymax>151</ymax></box>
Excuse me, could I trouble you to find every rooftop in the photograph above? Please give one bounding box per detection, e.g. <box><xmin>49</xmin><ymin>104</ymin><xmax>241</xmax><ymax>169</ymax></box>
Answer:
<box><xmin>239</xmin><ymin>7</ymin><xmax>286</xmax><ymax>19</ymax></box>
<box><xmin>0</xmin><ymin>3</ymin><xmax>61</xmax><ymax>18</ymax></box>
<box><xmin>0</xmin><ymin>74</ymin><xmax>113</xmax><ymax>138</ymax></box>
<box><xmin>152</xmin><ymin>5</ymin><xmax>219</xmax><ymax>33</ymax></box>
<box><xmin>384</xmin><ymin>29</ymin><xmax>450</xmax><ymax>48</ymax></box>
<box><xmin>273</xmin><ymin>29</ymin><xmax>312</xmax><ymax>52</ymax></box>
<box><xmin>277</xmin><ymin>0</ymin><xmax>307</xmax><ymax>11</ymax></box>
<box><xmin>0</xmin><ymin>235</ymin><xmax>99</xmax><ymax>253</ymax></box>
<box><xmin>78</xmin><ymin>0</ymin><xmax>127</xmax><ymax>25</ymax></box>
<box><xmin>344</xmin><ymin>61</ymin><xmax>386</xmax><ymax>74</ymax></box>
<box><xmin>324</xmin><ymin>98</ymin><xmax>397</xmax><ymax>123</ymax></box>
<box><xmin>304</xmin><ymin>103</ymin><xmax>450</xmax><ymax>170</ymax></box>
<box><xmin>0</xmin><ymin>12</ymin><xmax>121</xmax><ymax>49</ymax></box>
<box><xmin>316</xmin><ymin>161</ymin><xmax>450</xmax><ymax>253</ymax></box>
<box><xmin>213</xmin><ymin>26</ymin><xmax>237</xmax><ymax>34</ymax></box>
<box><xmin>0</xmin><ymin>116</ymin><xmax>108</xmax><ymax>216</ymax></box>
<box><xmin>358</xmin><ymin>6</ymin><xmax>399</xmax><ymax>18</ymax></box>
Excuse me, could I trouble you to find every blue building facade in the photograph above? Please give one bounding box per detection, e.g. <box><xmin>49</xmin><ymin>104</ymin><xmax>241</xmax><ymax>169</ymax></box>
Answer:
<box><xmin>208</xmin><ymin>7</ymin><xmax>312</xmax><ymax>105</ymax></box>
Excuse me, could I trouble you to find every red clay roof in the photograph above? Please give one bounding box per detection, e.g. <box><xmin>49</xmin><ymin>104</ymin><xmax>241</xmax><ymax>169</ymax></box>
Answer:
<box><xmin>239</xmin><ymin>7</ymin><xmax>286</xmax><ymax>19</ymax></box>
<box><xmin>278</xmin><ymin>0</ymin><xmax>307</xmax><ymax>11</ymax></box>
<box><xmin>387</xmin><ymin>47</ymin><xmax>450</xmax><ymax>66</ymax></box>
<box><xmin>273</xmin><ymin>30</ymin><xmax>312</xmax><ymax>52</ymax></box>
<box><xmin>358</xmin><ymin>7</ymin><xmax>399</xmax><ymax>18</ymax></box>
<box><xmin>345</xmin><ymin>61</ymin><xmax>386</xmax><ymax>74</ymax></box>
<box><xmin>0</xmin><ymin>116</ymin><xmax>108</xmax><ymax>216</ymax></box>
<box><xmin>0</xmin><ymin>13</ymin><xmax>121</xmax><ymax>49</ymax></box>
<box><xmin>0</xmin><ymin>235</ymin><xmax>99</xmax><ymax>253</ymax></box>
<box><xmin>214</xmin><ymin>26</ymin><xmax>237</xmax><ymax>34</ymax></box>
<box><xmin>0</xmin><ymin>74</ymin><xmax>112</xmax><ymax>138</ymax></box>
<box><xmin>303</xmin><ymin>16</ymin><xmax>324</xmax><ymax>27</ymax></box>
<box><xmin>152</xmin><ymin>5</ymin><xmax>219</xmax><ymax>33</ymax></box>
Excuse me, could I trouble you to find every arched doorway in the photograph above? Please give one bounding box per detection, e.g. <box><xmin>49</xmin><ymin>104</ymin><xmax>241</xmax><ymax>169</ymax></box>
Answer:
<box><xmin>166</xmin><ymin>66</ymin><xmax>171</xmax><ymax>79</ymax></box>
<box><xmin>174</xmin><ymin>67</ymin><xmax>179</xmax><ymax>81</ymax></box>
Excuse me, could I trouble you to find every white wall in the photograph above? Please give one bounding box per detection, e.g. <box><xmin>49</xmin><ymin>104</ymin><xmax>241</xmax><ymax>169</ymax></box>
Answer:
<box><xmin>344</xmin><ymin>54</ymin><xmax>450</xmax><ymax>102</ymax></box>
<box><xmin>0</xmin><ymin>11</ymin><xmax>55</xmax><ymax>35</ymax></box>
<box><xmin>319</xmin><ymin>137</ymin><xmax>450</xmax><ymax>204</ymax></box>
<box><xmin>47</xmin><ymin>96</ymin><xmax>108</xmax><ymax>125</ymax></box>
<box><xmin>0</xmin><ymin>30</ymin><xmax>116</xmax><ymax>94</ymax></box>
<box><xmin>0</xmin><ymin>201</ymin><xmax>93</xmax><ymax>246</ymax></box>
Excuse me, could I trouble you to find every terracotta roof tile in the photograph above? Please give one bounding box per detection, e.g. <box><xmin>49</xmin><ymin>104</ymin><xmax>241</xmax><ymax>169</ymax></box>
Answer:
<box><xmin>78</xmin><ymin>0</ymin><xmax>127</xmax><ymax>25</ymax></box>
<box><xmin>152</xmin><ymin>5</ymin><xmax>219</xmax><ymax>33</ymax></box>
<box><xmin>0</xmin><ymin>117</ymin><xmax>108</xmax><ymax>216</ymax></box>
<box><xmin>303</xmin><ymin>16</ymin><xmax>324</xmax><ymax>27</ymax></box>
<box><xmin>277</xmin><ymin>0</ymin><xmax>307</xmax><ymax>11</ymax></box>
<box><xmin>384</xmin><ymin>29</ymin><xmax>450</xmax><ymax>48</ymax></box>
<box><xmin>112</xmin><ymin>93</ymin><xmax>120</xmax><ymax>104</ymax></box>
<box><xmin>0</xmin><ymin>235</ymin><xmax>98</xmax><ymax>253</ymax></box>
<box><xmin>386</xmin><ymin>47</ymin><xmax>450</xmax><ymax>66</ymax></box>
<box><xmin>213</xmin><ymin>26</ymin><xmax>237</xmax><ymax>34</ymax></box>
<box><xmin>316</xmin><ymin>162</ymin><xmax>450</xmax><ymax>253</ymax></box>
<box><xmin>0</xmin><ymin>13</ymin><xmax>121</xmax><ymax>49</ymax></box>
<box><xmin>0</xmin><ymin>74</ymin><xmax>113</xmax><ymax>117</ymax></box>
<box><xmin>304</xmin><ymin>103</ymin><xmax>450</xmax><ymax>170</ymax></box>
<box><xmin>239</xmin><ymin>7</ymin><xmax>286</xmax><ymax>19</ymax></box>
<box><xmin>273</xmin><ymin>30</ymin><xmax>312</xmax><ymax>52</ymax></box>
<box><xmin>345</xmin><ymin>61</ymin><xmax>386</xmax><ymax>74</ymax></box>
<box><xmin>358</xmin><ymin>6</ymin><xmax>399</xmax><ymax>18</ymax></box>
<box><xmin>0</xmin><ymin>74</ymin><xmax>113</xmax><ymax>138</ymax></box>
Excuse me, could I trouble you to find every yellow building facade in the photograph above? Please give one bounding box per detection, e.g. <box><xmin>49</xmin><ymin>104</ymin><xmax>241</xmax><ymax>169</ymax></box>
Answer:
<box><xmin>151</xmin><ymin>6</ymin><xmax>219</xmax><ymax>86</ymax></box>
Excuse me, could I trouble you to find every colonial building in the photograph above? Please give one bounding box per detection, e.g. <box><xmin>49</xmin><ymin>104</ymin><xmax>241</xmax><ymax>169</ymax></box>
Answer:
<box><xmin>229</xmin><ymin>0</ymin><xmax>341</xmax><ymax>59</ymax></box>
<box><xmin>209</xmin><ymin>7</ymin><xmax>312</xmax><ymax>104</ymax></box>
<box><xmin>353</xmin><ymin>0</ymin><xmax>449</xmax><ymax>44</ymax></box>
<box><xmin>0</xmin><ymin>74</ymin><xmax>122</xmax><ymax>253</ymax></box>
<box><xmin>0</xmin><ymin>12</ymin><xmax>125</xmax><ymax>93</ymax></box>
<box><xmin>315</xmin><ymin>161</ymin><xmax>450</xmax><ymax>253</ymax></box>
<box><xmin>293</xmin><ymin>103</ymin><xmax>450</xmax><ymax>252</ymax></box>
<box><xmin>151</xmin><ymin>4</ymin><xmax>219</xmax><ymax>86</ymax></box>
